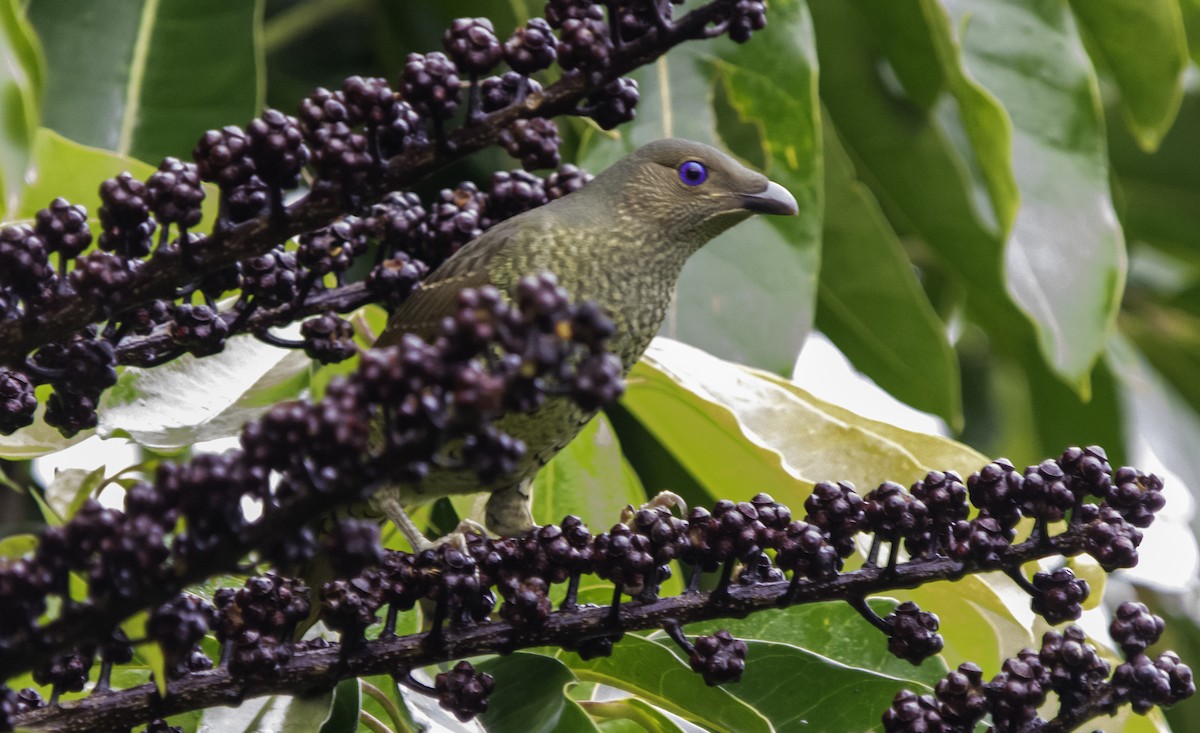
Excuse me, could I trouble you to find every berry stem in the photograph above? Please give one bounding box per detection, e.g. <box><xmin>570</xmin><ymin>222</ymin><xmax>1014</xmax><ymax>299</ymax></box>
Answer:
<box><xmin>847</xmin><ymin>596</ymin><xmax>892</xmax><ymax>635</ymax></box>
<box><xmin>662</xmin><ymin>619</ymin><xmax>695</xmax><ymax>655</ymax></box>
<box><xmin>1003</xmin><ymin>564</ymin><xmax>1038</xmax><ymax>595</ymax></box>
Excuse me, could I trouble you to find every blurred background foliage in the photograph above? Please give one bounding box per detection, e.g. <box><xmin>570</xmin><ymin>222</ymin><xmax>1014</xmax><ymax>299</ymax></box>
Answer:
<box><xmin>3</xmin><ymin>0</ymin><xmax>1200</xmax><ymax>730</ymax></box>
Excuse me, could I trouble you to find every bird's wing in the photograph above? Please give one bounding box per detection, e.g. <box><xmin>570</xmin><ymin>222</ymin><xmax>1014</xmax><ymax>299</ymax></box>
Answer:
<box><xmin>374</xmin><ymin>219</ymin><xmax>525</xmax><ymax>347</ymax></box>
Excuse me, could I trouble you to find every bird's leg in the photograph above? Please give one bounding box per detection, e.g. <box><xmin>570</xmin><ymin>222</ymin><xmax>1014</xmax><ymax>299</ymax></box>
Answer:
<box><xmin>484</xmin><ymin>478</ymin><xmax>537</xmax><ymax>536</ymax></box>
<box><xmin>372</xmin><ymin>491</ymin><xmax>488</xmax><ymax>552</ymax></box>
<box><xmin>372</xmin><ymin>492</ymin><xmax>437</xmax><ymax>552</ymax></box>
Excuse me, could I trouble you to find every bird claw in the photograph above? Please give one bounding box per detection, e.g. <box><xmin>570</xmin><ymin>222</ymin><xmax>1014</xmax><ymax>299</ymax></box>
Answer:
<box><xmin>418</xmin><ymin>519</ymin><xmax>490</xmax><ymax>553</ymax></box>
<box><xmin>372</xmin><ymin>493</ymin><xmax>487</xmax><ymax>552</ymax></box>
<box><xmin>621</xmin><ymin>490</ymin><xmax>688</xmax><ymax>524</ymax></box>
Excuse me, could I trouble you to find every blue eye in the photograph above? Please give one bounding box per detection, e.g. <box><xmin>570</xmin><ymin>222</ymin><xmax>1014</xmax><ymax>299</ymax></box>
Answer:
<box><xmin>678</xmin><ymin>160</ymin><xmax>708</xmax><ymax>186</ymax></box>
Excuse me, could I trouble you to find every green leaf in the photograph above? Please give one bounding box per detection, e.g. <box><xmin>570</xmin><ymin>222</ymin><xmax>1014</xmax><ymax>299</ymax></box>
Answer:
<box><xmin>1108</xmin><ymin>333</ymin><xmax>1200</xmax><ymax>517</ymax></box>
<box><xmin>0</xmin><ymin>0</ymin><xmax>44</xmax><ymax>216</ymax></box>
<box><xmin>0</xmin><ymin>534</ymin><xmax>37</xmax><ymax>558</ymax></box>
<box><xmin>1183</xmin><ymin>0</ymin><xmax>1200</xmax><ymax>64</ymax></box>
<box><xmin>858</xmin><ymin>0</ymin><xmax>1020</xmax><ymax>236</ymax></box>
<box><xmin>585</xmin><ymin>697</ymin><xmax>686</xmax><ymax>733</ymax></box>
<box><xmin>1068</xmin><ymin>0</ymin><xmax>1188</xmax><ymax>151</ymax></box>
<box><xmin>43</xmin><ymin>465</ymin><xmax>106</xmax><ymax>519</ymax></box>
<box><xmin>688</xmin><ymin>599</ymin><xmax>947</xmax><ymax>688</ymax></box>
<box><xmin>946</xmin><ymin>0</ymin><xmax>1126</xmax><ymax>389</ymax></box>
<box><xmin>769</xmin><ymin>376</ymin><xmax>987</xmax><ymax>472</ymax></box>
<box><xmin>818</xmin><ymin>116</ymin><xmax>960</xmax><ymax>425</ymax></box>
<box><xmin>0</xmin><ymin>399</ymin><xmax>91</xmax><ymax>460</ymax></box>
<box><xmin>28</xmin><ymin>0</ymin><xmax>262</xmax><ymax>163</ymax></box>
<box><xmin>722</xmin><ymin>640</ymin><xmax>927</xmax><ymax>732</ymax></box>
<box><xmin>118</xmin><ymin>611</ymin><xmax>166</xmax><ymax>697</ymax></box>
<box><xmin>557</xmin><ymin>635</ymin><xmax>772</xmax><ymax>733</ymax></box>
<box><xmin>621</xmin><ymin>341</ymin><xmax>809</xmax><ymax>509</ymax></box>
<box><xmin>98</xmin><ymin>334</ymin><xmax>311</xmax><ymax>451</ymax></box>
<box><xmin>13</xmin><ymin>128</ymin><xmax>219</xmax><ymax>240</ymax></box>
<box><xmin>318</xmin><ymin>678</ymin><xmax>360</xmax><ymax>733</ymax></box>
<box><xmin>1108</xmin><ymin>84</ymin><xmax>1200</xmax><ymax>260</ymax></box>
<box><xmin>895</xmin><ymin>571</ymin><xmax>1034</xmax><ymax>676</ymax></box>
<box><xmin>197</xmin><ymin>693</ymin><xmax>332</xmax><ymax>733</ymax></box>
<box><xmin>360</xmin><ymin>676</ymin><xmax>418</xmax><ymax>733</ymax></box>
<box><xmin>692</xmin><ymin>0</ymin><xmax>823</xmax><ymax>374</ymax></box>
<box><xmin>808</xmin><ymin>0</ymin><xmax>1027</xmax><ymax>347</ymax></box>
<box><xmin>533</xmin><ymin>412</ymin><xmax>648</xmax><ymax>529</ymax></box>
<box><xmin>630</xmin><ymin>339</ymin><xmax>985</xmax><ymax>506</ymax></box>
<box><xmin>475</xmin><ymin>652</ymin><xmax>600</xmax><ymax>733</ymax></box>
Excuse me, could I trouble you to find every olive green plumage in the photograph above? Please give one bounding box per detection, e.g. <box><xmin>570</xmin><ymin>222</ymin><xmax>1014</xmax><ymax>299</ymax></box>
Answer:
<box><xmin>373</xmin><ymin>138</ymin><xmax>798</xmax><ymax>536</ymax></box>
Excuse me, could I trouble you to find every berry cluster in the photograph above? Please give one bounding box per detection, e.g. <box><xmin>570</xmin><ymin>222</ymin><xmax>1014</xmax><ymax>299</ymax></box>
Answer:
<box><xmin>2</xmin><ymin>443</ymin><xmax>1193</xmax><ymax>731</ymax></box>
<box><xmin>882</xmin><ymin>604</ymin><xmax>1195</xmax><ymax>732</ymax></box>
<box><xmin>2</xmin><ymin>0</ymin><xmax>779</xmax><ymax>437</ymax></box>
<box><xmin>0</xmin><ymin>278</ymin><xmax>621</xmax><ymax>691</ymax></box>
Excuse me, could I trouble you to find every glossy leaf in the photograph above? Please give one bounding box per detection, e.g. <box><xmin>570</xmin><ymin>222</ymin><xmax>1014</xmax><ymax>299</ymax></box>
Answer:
<box><xmin>858</xmin><ymin>0</ymin><xmax>1019</xmax><ymax>236</ymax></box>
<box><xmin>476</xmin><ymin>652</ymin><xmax>600</xmax><ymax>733</ymax></box>
<box><xmin>0</xmin><ymin>0</ymin><xmax>44</xmax><ymax>216</ymax></box>
<box><xmin>895</xmin><ymin>572</ymin><xmax>1033</xmax><ymax>676</ymax></box>
<box><xmin>558</xmin><ymin>635</ymin><xmax>772</xmax><ymax>733</ymax></box>
<box><xmin>621</xmin><ymin>341</ymin><xmax>810</xmax><ymax>508</ymax></box>
<box><xmin>946</xmin><ymin>0</ymin><xmax>1126</xmax><ymax>389</ymax></box>
<box><xmin>0</xmin><ymin>534</ymin><xmax>37</xmax><ymax>558</ymax></box>
<box><xmin>29</xmin><ymin>0</ymin><xmax>262</xmax><ymax>163</ymax></box>
<box><xmin>1068</xmin><ymin>0</ymin><xmax>1188</xmax><ymax>151</ymax></box>
<box><xmin>43</xmin><ymin>465</ymin><xmax>105</xmax><ymax>519</ymax></box>
<box><xmin>723</xmin><ymin>640</ymin><xmax>927</xmax><ymax>732</ymax></box>
<box><xmin>818</xmin><ymin>118</ymin><xmax>960</xmax><ymax>425</ymax></box>
<box><xmin>98</xmin><ymin>334</ymin><xmax>311</xmax><ymax>451</ymax></box>
<box><xmin>697</xmin><ymin>0</ymin><xmax>824</xmax><ymax>374</ymax></box>
<box><xmin>13</xmin><ymin>128</ymin><xmax>219</xmax><ymax>239</ymax></box>
<box><xmin>689</xmin><ymin>598</ymin><xmax>947</xmax><ymax>688</ymax></box>
<box><xmin>1109</xmin><ymin>80</ymin><xmax>1200</xmax><ymax>260</ymax></box>
<box><xmin>0</xmin><ymin>399</ymin><xmax>92</xmax><ymax>460</ymax></box>
<box><xmin>319</xmin><ymin>678</ymin><xmax>360</xmax><ymax>733</ymax></box>
<box><xmin>808</xmin><ymin>0</ymin><xmax>1027</xmax><ymax>344</ymax></box>
<box><xmin>533</xmin><ymin>413</ymin><xmax>648</xmax><ymax>529</ymax></box>
<box><xmin>585</xmin><ymin>697</ymin><xmax>686</xmax><ymax>733</ymax></box>
<box><xmin>630</xmin><ymin>338</ymin><xmax>986</xmax><ymax>505</ymax></box>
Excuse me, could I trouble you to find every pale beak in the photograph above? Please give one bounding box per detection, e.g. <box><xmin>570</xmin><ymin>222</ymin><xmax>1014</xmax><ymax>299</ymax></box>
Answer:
<box><xmin>741</xmin><ymin>181</ymin><xmax>799</xmax><ymax>216</ymax></box>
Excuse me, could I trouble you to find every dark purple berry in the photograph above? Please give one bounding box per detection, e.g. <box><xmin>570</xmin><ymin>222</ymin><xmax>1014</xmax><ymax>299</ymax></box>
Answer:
<box><xmin>886</xmin><ymin>601</ymin><xmax>943</xmax><ymax>664</ymax></box>
<box><xmin>504</xmin><ymin>18</ymin><xmax>557</xmax><ymax>73</ymax></box>
<box><xmin>400</xmin><ymin>51</ymin><xmax>462</xmax><ymax>121</ymax></box>
<box><xmin>585</xmin><ymin>77</ymin><xmax>639</xmax><ymax>130</ymax></box>
<box><xmin>246</xmin><ymin>109</ymin><xmax>309</xmax><ymax>189</ymax></box>
<box><xmin>443</xmin><ymin>17</ymin><xmax>502</xmax><ymax>75</ymax></box>
<box><xmin>487</xmin><ymin>169</ymin><xmax>547</xmax><ymax>222</ymax></box>
<box><xmin>480</xmin><ymin>72</ymin><xmax>542</xmax><ymax>113</ymax></box>
<box><xmin>193</xmin><ymin>126</ymin><xmax>256</xmax><ymax>189</ymax></box>
<box><xmin>1110</xmin><ymin>601</ymin><xmax>1164</xmax><ymax>658</ymax></box>
<box><xmin>435</xmin><ymin>660</ymin><xmax>494</xmax><ymax>722</ymax></box>
<box><xmin>545</xmin><ymin>163</ymin><xmax>593</xmax><ymax>199</ymax></box>
<box><xmin>171</xmin><ymin>304</ymin><xmax>229</xmax><ymax>357</ymax></box>
<box><xmin>0</xmin><ymin>369</ymin><xmax>37</xmax><ymax>435</ymax></box>
<box><xmin>688</xmin><ymin>630</ymin><xmax>747</xmax><ymax>686</ymax></box>
<box><xmin>500</xmin><ymin>117</ymin><xmax>561</xmax><ymax>170</ymax></box>
<box><xmin>1030</xmin><ymin>567</ymin><xmax>1089</xmax><ymax>625</ymax></box>
<box><xmin>146</xmin><ymin>157</ymin><xmax>205</xmax><ymax>229</ymax></box>
<box><xmin>35</xmin><ymin>197</ymin><xmax>92</xmax><ymax>260</ymax></box>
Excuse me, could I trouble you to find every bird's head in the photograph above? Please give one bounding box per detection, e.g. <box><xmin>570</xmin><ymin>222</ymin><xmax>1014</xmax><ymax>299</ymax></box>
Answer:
<box><xmin>597</xmin><ymin>138</ymin><xmax>798</xmax><ymax>245</ymax></box>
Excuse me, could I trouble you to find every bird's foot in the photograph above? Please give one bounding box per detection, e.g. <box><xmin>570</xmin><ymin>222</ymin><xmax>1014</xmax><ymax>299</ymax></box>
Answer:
<box><xmin>416</xmin><ymin>519</ymin><xmax>490</xmax><ymax>553</ymax></box>
<box><xmin>373</xmin><ymin>493</ymin><xmax>487</xmax><ymax>553</ymax></box>
<box><xmin>620</xmin><ymin>490</ymin><xmax>688</xmax><ymax>524</ymax></box>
